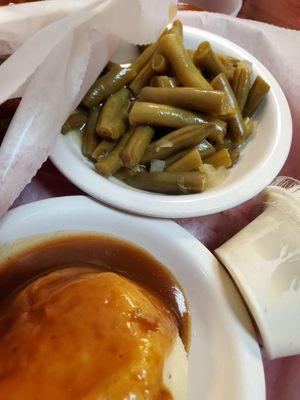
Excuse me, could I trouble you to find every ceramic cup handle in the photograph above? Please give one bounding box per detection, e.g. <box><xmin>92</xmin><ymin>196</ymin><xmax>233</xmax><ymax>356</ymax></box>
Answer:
<box><xmin>215</xmin><ymin>177</ymin><xmax>300</xmax><ymax>359</ymax></box>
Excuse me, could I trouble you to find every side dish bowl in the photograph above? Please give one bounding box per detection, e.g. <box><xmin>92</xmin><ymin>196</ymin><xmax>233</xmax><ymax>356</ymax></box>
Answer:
<box><xmin>51</xmin><ymin>26</ymin><xmax>292</xmax><ymax>218</ymax></box>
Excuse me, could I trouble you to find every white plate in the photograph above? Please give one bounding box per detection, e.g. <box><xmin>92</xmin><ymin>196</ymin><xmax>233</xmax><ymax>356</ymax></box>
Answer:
<box><xmin>51</xmin><ymin>26</ymin><xmax>292</xmax><ymax>219</ymax></box>
<box><xmin>0</xmin><ymin>196</ymin><xmax>265</xmax><ymax>399</ymax></box>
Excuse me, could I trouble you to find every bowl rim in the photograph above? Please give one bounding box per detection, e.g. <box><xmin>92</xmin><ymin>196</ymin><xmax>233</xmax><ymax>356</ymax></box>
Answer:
<box><xmin>51</xmin><ymin>26</ymin><xmax>292</xmax><ymax>218</ymax></box>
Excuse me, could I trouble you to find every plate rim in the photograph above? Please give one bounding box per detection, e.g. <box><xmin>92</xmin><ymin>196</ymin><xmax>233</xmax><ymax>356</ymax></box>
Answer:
<box><xmin>0</xmin><ymin>196</ymin><xmax>266</xmax><ymax>399</ymax></box>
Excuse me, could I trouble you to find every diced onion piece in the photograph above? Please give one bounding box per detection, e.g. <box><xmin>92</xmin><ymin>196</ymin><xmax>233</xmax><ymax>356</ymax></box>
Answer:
<box><xmin>150</xmin><ymin>159</ymin><xmax>166</xmax><ymax>173</ymax></box>
<box><xmin>203</xmin><ymin>163</ymin><xmax>228</xmax><ymax>189</ymax></box>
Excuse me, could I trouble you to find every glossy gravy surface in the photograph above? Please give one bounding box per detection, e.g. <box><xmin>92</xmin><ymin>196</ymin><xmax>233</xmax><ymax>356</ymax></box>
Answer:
<box><xmin>0</xmin><ymin>233</ymin><xmax>190</xmax><ymax>400</ymax></box>
<box><xmin>0</xmin><ymin>233</ymin><xmax>190</xmax><ymax>345</ymax></box>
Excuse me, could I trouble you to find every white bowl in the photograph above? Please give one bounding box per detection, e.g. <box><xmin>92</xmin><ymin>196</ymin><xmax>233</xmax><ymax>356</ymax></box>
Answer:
<box><xmin>0</xmin><ymin>196</ymin><xmax>265</xmax><ymax>399</ymax></box>
<box><xmin>51</xmin><ymin>26</ymin><xmax>292</xmax><ymax>218</ymax></box>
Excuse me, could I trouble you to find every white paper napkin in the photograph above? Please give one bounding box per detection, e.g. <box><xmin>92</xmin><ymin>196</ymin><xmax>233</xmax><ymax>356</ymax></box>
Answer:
<box><xmin>0</xmin><ymin>0</ymin><xmax>176</xmax><ymax>217</ymax></box>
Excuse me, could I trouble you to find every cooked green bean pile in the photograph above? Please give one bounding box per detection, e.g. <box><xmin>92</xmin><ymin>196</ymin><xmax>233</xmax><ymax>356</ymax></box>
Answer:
<box><xmin>62</xmin><ymin>20</ymin><xmax>270</xmax><ymax>195</ymax></box>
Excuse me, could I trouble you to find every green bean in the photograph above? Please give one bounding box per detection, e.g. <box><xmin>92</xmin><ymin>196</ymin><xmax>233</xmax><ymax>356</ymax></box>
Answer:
<box><xmin>217</xmin><ymin>53</ymin><xmax>239</xmax><ymax>65</ymax></box>
<box><xmin>127</xmin><ymin>171</ymin><xmax>206</xmax><ymax>194</ymax></box>
<box><xmin>91</xmin><ymin>139</ymin><xmax>116</xmax><ymax>161</ymax></box>
<box><xmin>169</xmin><ymin>20</ymin><xmax>183</xmax><ymax>38</ymax></box>
<box><xmin>243</xmin><ymin>76</ymin><xmax>270</xmax><ymax>118</ymax></box>
<box><xmin>150</xmin><ymin>75</ymin><xmax>178</xmax><ymax>88</ymax></box>
<box><xmin>97</xmin><ymin>88</ymin><xmax>131</xmax><ymax>140</ymax></box>
<box><xmin>204</xmin><ymin>128</ymin><xmax>225</xmax><ymax>144</ymax></box>
<box><xmin>151</xmin><ymin>54</ymin><xmax>169</xmax><ymax>74</ymax></box>
<box><xmin>83</xmin><ymin>67</ymin><xmax>136</xmax><ymax>108</ymax></box>
<box><xmin>159</xmin><ymin>32</ymin><xmax>212</xmax><ymax>90</ymax></box>
<box><xmin>204</xmin><ymin>148</ymin><xmax>232</xmax><ymax>168</ymax></box>
<box><xmin>61</xmin><ymin>109</ymin><xmax>87</xmax><ymax>134</ymax></box>
<box><xmin>106</xmin><ymin>61</ymin><xmax>121</xmax><ymax>71</ymax></box>
<box><xmin>165</xmin><ymin>149</ymin><xmax>190</xmax><ymax>167</ymax></box>
<box><xmin>95</xmin><ymin>128</ymin><xmax>134</xmax><ymax>177</ymax></box>
<box><xmin>231</xmin><ymin>65</ymin><xmax>252</xmax><ymax>112</ymax></box>
<box><xmin>216</xmin><ymin>53</ymin><xmax>238</xmax><ymax>80</ymax></box>
<box><xmin>164</xmin><ymin>140</ymin><xmax>215</xmax><ymax>166</ymax></box>
<box><xmin>114</xmin><ymin>165</ymin><xmax>146</xmax><ymax>181</ymax></box>
<box><xmin>211</xmin><ymin>73</ymin><xmax>247</xmax><ymax>144</ymax></box>
<box><xmin>82</xmin><ymin>105</ymin><xmax>101</xmax><ymax>159</ymax></box>
<box><xmin>114</xmin><ymin>168</ymin><xmax>136</xmax><ymax>181</ymax></box>
<box><xmin>187</xmin><ymin>49</ymin><xmax>195</xmax><ymax>60</ymax></box>
<box><xmin>214</xmin><ymin>137</ymin><xmax>233</xmax><ymax>150</ymax></box>
<box><xmin>166</xmin><ymin>147</ymin><xmax>203</xmax><ymax>172</ymax></box>
<box><xmin>229</xmin><ymin>148</ymin><xmax>239</xmax><ymax>165</ymax></box>
<box><xmin>129</xmin><ymin>50</ymin><xmax>159</xmax><ymax>95</ymax></box>
<box><xmin>132</xmin><ymin>42</ymin><xmax>159</xmax><ymax>73</ymax></box>
<box><xmin>213</xmin><ymin>109</ymin><xmax>235</xmax><ymax>121</ymax></box>
<box><xmin>121</xmin><ymin>126</ymin><xmax>155</xmax><ymax>168</ymax></box>
<box><xmin>194</xmin><ymin>42</ymin><xmax>230</xmax><ymax>79</ymax></box>
<box><xmin>139</xmin><ymin>87</ymin><xmax>230</xmax><ymax>115</ymax></box>
<box><xmin>142</xmin><ymin>125</ymin><xmax>213</xmax><ymax>161</ymax></box>
<box><xmin>129</xmin><ymin>102</ymin><xmax>227</xmax><ymax>143</ymax></box>
<box><xmin>198</xmin><ymin>139</ymin><xmax>216</xmax><ymax>158</ymax></box>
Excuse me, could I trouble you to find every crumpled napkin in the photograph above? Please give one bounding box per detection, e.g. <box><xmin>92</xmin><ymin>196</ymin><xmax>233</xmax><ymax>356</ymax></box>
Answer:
<box><xmin>0</xmin><ymin>0</ymin><xmax>176</xmax><ymax>217</ymax></box>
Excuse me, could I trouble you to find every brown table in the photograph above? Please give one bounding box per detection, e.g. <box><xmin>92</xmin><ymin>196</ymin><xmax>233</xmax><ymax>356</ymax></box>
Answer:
<box><xmin>178</xmin><ymin>0</ymin><xmax>300</xmax><ymax>29</ymax></box>
<box><xmin>239</xmin><ymin>0</ymin><xmax>300</xmax><ymax>29</ymax></box>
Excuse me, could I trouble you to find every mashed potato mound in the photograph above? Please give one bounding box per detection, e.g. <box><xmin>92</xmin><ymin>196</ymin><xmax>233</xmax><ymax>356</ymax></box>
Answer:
<box><xmin>0</xmin><ymin>267</ymin><xmax>181</xmax><ymax>400</ymax></box>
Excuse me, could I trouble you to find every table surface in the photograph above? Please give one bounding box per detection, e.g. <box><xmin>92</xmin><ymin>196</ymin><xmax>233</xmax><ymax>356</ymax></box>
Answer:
<box><xmin>0</xmin><ymin>2</ymin><xmax>300</xmax><ymax>400</ymax></box>
<box><xmin>239</xmin><ymin>0</ymin><xmax>300</xmax><ymax>29</ymax></box>
<box><xmin>0</xmin><ymin>0</ymin><xmax>299</xmax><ymax>27</ymax></box>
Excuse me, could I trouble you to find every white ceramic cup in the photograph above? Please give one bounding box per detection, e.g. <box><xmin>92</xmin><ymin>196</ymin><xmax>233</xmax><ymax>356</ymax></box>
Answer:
<box><xmin>215</xmin><ymin>177</ymin><xmax>300</xmax><ymax>359</ymax></box>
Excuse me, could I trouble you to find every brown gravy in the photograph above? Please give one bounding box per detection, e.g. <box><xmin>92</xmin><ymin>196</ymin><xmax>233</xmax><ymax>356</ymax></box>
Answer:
<box><xmin>0</xmin><ymin>232</ymin><xmax>190</xmax><ymax>348</ymax></box>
